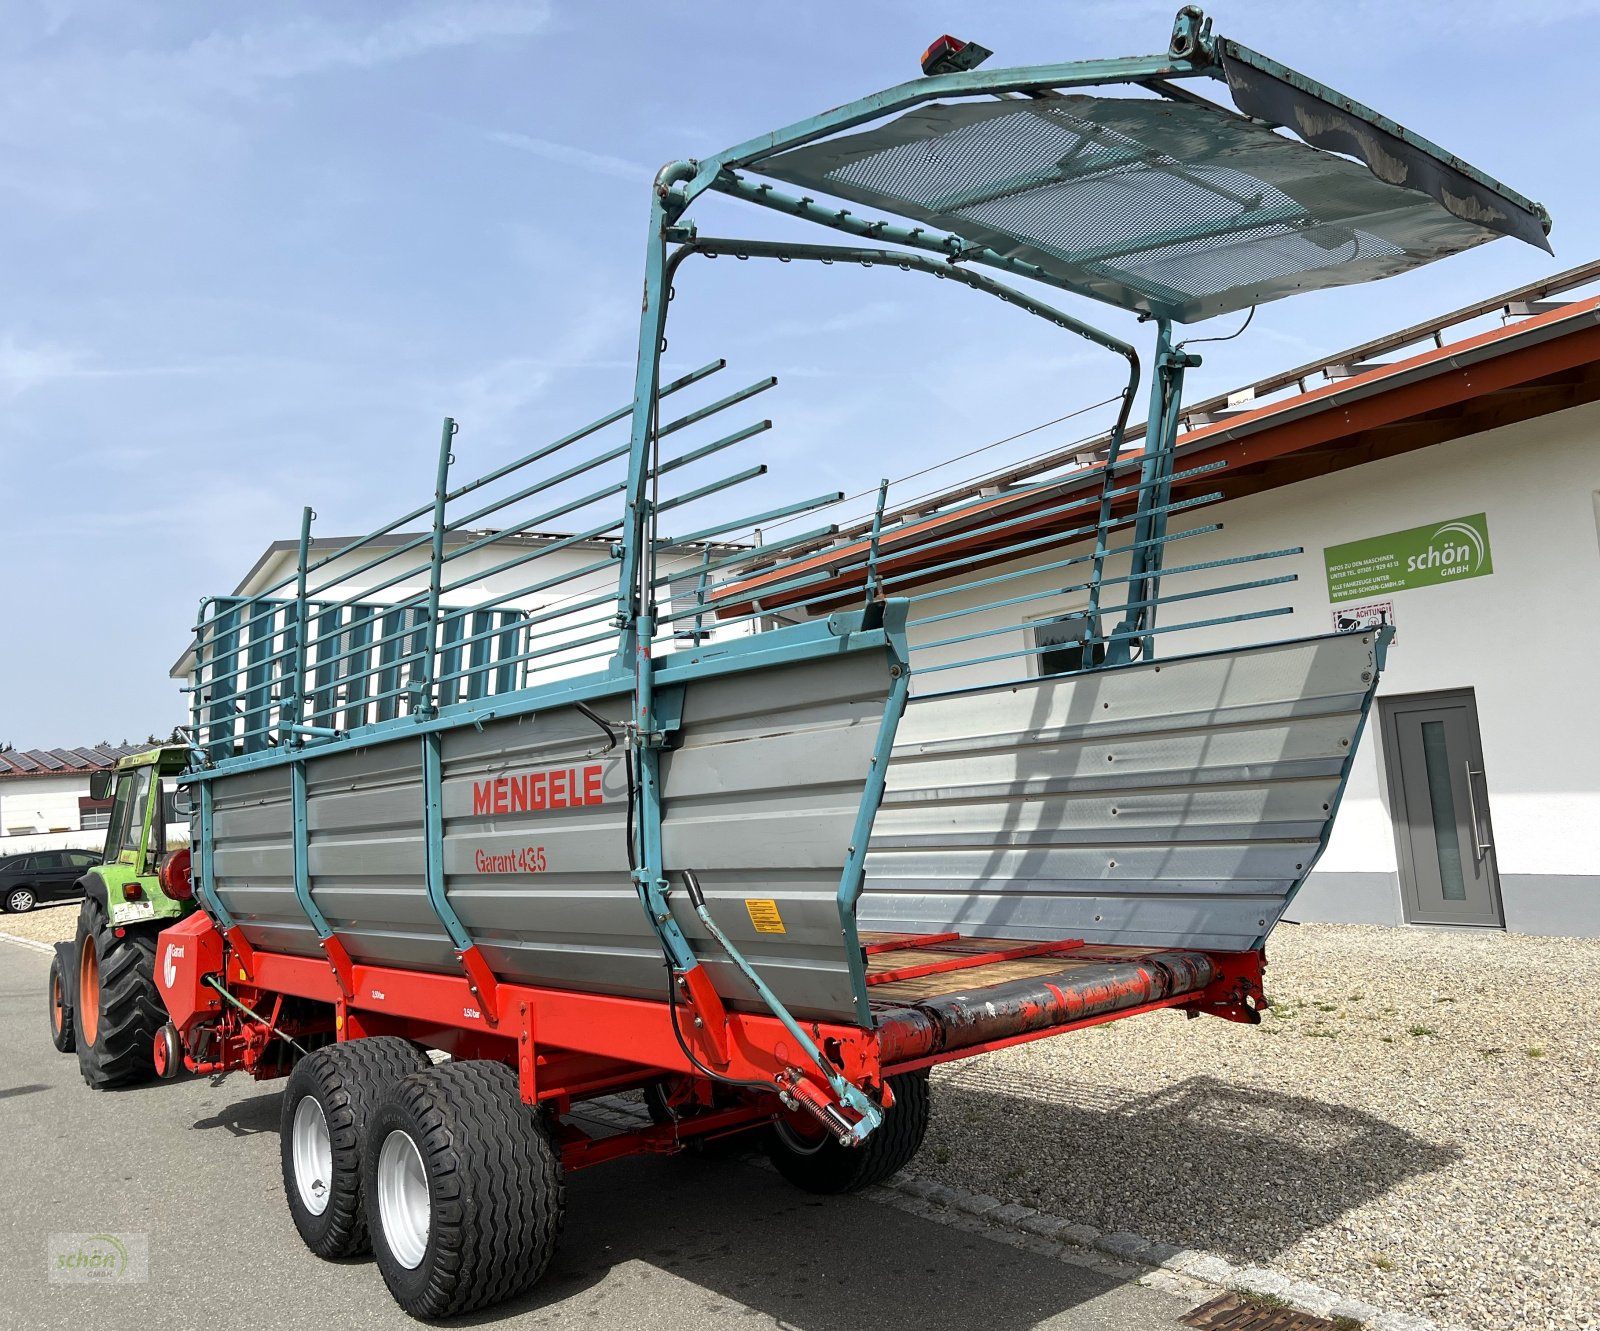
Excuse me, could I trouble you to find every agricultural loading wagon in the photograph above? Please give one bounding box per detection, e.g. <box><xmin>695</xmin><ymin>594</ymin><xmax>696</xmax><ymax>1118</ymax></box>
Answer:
<box><xmin>57</xmin><ymin>9</ymin><xmax>1551</xmax><ymax>1319</ymax></box>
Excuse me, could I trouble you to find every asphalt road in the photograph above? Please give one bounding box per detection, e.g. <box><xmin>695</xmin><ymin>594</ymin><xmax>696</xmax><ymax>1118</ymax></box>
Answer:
<box><xmin>0</xmin><ymin>943</ymin><xmax>1192</xmax><ymax>1331</ymax></box>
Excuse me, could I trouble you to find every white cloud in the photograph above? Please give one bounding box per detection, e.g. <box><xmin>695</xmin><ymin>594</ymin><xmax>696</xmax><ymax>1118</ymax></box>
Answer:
<box><xmin>167</xmin><ymin>3</ymin><xmax>551</xmax><ymax>92</ymax></box>
<box><xmin>485</xmin><ymin>128</ymin><xmax>648</xmax><ymax>182</ymax></box>
<box><xmin>0</xmin><ymin>336</ymin><xmax>82</xmax><ymax>398</ymax></box>
<box><xmin>0</xmin><ymin>335</ymin><xmax>214</xmax><ymax>401</ymax></box>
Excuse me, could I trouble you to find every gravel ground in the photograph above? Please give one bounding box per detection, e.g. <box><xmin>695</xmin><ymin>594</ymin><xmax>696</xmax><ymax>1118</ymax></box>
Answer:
<box><xmin>0</xmin><ymin>899</ymin><xmax>80</xmax><ymax>946</ymax></box>
<box><xmin>919</xmin><ymin>923</ymin><xmax>1600</xmax><ymax>1331</ymax></box>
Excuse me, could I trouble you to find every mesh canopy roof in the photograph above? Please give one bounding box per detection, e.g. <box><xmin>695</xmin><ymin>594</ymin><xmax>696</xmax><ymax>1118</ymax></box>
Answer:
<box><xmin>752</xmin><ymin>95</ymin><xmax>1519</xmax><ymax>323</ymax></box>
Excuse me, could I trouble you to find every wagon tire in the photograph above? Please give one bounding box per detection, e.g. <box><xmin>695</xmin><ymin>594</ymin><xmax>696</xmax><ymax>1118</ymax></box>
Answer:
<box><xmin>766</xmin><ymin>1070</ymin><xmax>930</xmax><ymax>1195</ymax></box>
<box><xmin>73</xmin><ymin>898</ymin><xmax>163</xmax><ymax>1088</ymax></box>
<box><xmin>48</xmin><ymin>947</ymin><xmax>76</xmax><ymax>1053</ymax></box>
<box><xmin>365</xmin><ymin>1060</ymin><xmax>565</xmax><ymax>1319</ymax></box>
<box><xmin>279</xmin><ymin>1037</ymin><xmax>432</xmax><ymax>1260</ymax></box>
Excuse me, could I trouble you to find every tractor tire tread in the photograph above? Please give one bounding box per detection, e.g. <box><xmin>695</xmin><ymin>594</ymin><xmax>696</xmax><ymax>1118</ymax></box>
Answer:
<box><xmin>74</xmin><ymin>899</ymin><xmax>164</xmax><ymax>1088</ymax></box>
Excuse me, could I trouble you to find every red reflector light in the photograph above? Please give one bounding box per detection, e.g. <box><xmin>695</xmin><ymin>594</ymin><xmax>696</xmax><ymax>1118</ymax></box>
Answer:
<box><xmin>123</xmin><ymin>883</ymin><xmax>143</xmax><ymax>901</ymax></box>
<box><xmin>921</xmin><ymin>34</ymin><xmax>964</xmax><ymax>75</ymax></box>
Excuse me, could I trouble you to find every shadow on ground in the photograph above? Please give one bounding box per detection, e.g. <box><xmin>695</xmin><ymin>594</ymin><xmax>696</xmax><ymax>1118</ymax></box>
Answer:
<box><xmin>925</xmin><ymin>1070</ymin><xmax>1459</xmax><ymax>1266</ymax></box>
<box><xmin>190</xmin><ymin>1082</ymin><xmax>1170</xmax><ymax>1331</ymax></box>
<box><xmin>177</xmin><ymin>1068</ymin><xmax>1453</xmax><ymax>1326</ymax></box>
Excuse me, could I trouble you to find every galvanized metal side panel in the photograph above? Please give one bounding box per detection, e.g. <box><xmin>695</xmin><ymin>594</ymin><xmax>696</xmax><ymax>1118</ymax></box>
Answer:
<box><xmin>861</xmin><ymin>633</ymin><xmax>1382</xmax><ymax>951</ymax></box>
<box><xmin>661</xmin><ymin>650</ymin><xmax>891</xmax><ymax>1019</ymax></box>
<box><xmin>305</xmin><ymin>743</ymin><xmax>447</xmax><ymax>972</ymax></box>
<box><xmin>209</xmin><ymin>766</ymin><xmax>316</xmax><ymax>957</ymax></box>
<box><xmin>436</xmin><ymin>650</ymin><xmax>893</xmax><ymax>1020</ymax></box>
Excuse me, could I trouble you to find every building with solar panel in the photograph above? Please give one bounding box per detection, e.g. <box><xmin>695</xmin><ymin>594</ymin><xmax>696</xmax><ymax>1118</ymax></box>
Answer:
<box><xmin>0</xmin><ymin>744</ymin><xmax>146</xmax><ymax>856</ymax></box>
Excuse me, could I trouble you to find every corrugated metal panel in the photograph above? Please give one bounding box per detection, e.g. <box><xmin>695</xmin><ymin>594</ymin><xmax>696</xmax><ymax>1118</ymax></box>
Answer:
<box><xmin>660</xmin><ymin>650</ymin><xmax>891</xmax><ymax>1018</ymax></box>
<box><xmin>210</xmin><ymin>766</ymin><xmax>311</xmax><ymax>957</ymax></box>
<box><xmin>307</xmin><ymin>743</ymin><xmax>443</xmax><ymax>972</ymax></box>
<box><xmin>860</xmin><ymin>632</ymin><xmax>1380</xmax><ymax>952</ymax></box>
<box><xmin>211</xmin><ymin>649</ymin><xmax>896</xmax><ymax>1023</ymax></box>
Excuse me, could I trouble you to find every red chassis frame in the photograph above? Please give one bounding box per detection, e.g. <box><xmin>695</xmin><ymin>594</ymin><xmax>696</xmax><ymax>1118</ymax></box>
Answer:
<box><xmin>153</xmin><ymin>912</ymin><xmax>1265</xmax><ymax>1172</ymax></box>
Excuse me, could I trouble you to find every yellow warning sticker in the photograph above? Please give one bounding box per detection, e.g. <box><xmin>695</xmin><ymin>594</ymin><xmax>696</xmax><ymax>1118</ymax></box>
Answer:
<box><xmin>745</xmin><ymin>898</ymin><xmax>786</xmax><ymax>934</ymax></box>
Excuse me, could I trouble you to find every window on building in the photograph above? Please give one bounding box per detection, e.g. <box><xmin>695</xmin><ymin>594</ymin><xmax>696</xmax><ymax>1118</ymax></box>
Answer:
<box><xmin>79</xmin><ymin>795</ymin><xmax>113</xmax><ymax>831</ymax></box>
<box><xmin>670</xmin><ymin>573</ymin><xmax>714</xmax><ymax>641</ymax></box>
<box><xmin>1032</xmin><ymin>614</ymin><xmax>1098</xmax><ymax>677</ymax></box>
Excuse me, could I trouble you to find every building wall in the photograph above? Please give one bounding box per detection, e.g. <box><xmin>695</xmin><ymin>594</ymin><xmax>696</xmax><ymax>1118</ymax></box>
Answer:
<box><xmin>888</xmin><ymin>400</ymin><xmax>1600</xmax><ymax>937</ymax></box>
<box><xmin>0</xmin><ymin>774</ymin><xmax>103</xmax><ymax>854</ymax></box>
<box><xmin>228</xmin><ymin>536</ymin><xmax>743</xmax><ymax>686</ymax></box>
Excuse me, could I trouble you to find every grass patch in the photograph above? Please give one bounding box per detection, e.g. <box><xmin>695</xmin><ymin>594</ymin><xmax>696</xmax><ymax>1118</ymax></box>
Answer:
<box><xmin>1370</xmin><ymin>1253</ymin><xmax>1397</xmax><ymax>1271</ymax></box>
<box><xmin>1408</xmin><ymin>1025</ymin><xmax>1438</xmax><ymax>1038</ymax></box>
<box><xmin>1330</xmin><ymin>1318</ymin><xmax>1366</xmax><ymax>1331</ymax></box>
<box><xmin>1527</xmin><ymin>1045</ymin><xmax>1546</xmax><ymax>1059</ymax></box>
<box><xmin>1230</xmin><ymin>1288</ymin><xmax>1291</xmax><ymax>1311</ymax></box>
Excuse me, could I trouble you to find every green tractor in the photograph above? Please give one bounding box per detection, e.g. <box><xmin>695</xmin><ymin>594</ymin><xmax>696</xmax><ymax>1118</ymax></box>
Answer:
<box><xmin>47</xmin><ymin>744</ymin><xmax>200</xmax><ymax>1087</ymax></box>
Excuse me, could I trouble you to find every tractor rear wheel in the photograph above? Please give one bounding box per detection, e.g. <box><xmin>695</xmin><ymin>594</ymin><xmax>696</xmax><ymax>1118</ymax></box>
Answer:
<box><xmin>279</xmin><ymin>1037</ymin><xmax>432</xmax><ymax>1260</ymax></box>
<box><xmin>47</xmin><ymin>947</ymin><xmax>75</xmax><ymax>1053</ymax></box>
<box><xmin>765</xmin><ymin>1070</ymin><xmax>930</xmax><ymax>1194</ymax></box>
<box><xmin>73</xmin><ymin>898</ymin><xmax>163</xmax><ymax>1088</ymax></box>
<box><xmin>365</xmin><ymin>1061</ymin><xmax>565</xmax><ymax>1319</ymax></box>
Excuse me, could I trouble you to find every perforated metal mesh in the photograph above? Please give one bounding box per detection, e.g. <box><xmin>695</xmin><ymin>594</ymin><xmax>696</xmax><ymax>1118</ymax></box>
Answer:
<box><xmin>754</xmin><ymin>96</ymin><xmax>1506</xmax><ymax>322</ymax></box>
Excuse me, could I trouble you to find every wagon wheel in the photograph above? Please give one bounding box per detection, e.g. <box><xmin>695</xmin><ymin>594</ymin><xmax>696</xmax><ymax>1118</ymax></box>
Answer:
<box><xmin>364</xmin><ymin>1060</ymin><xmax>565</xmax><ymax>1319</ymax></box>
<box><xmin>765</xmin><ymin>1069</ymin><xmax>930</xmax><ymax>1194</ymax></box>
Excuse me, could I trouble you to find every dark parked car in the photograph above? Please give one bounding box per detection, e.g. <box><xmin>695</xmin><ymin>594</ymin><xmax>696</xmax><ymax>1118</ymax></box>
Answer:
<box><xmin>0</xmin><ymin>849</ymin><xmax>102</xmax><ymax>913</ymax></box>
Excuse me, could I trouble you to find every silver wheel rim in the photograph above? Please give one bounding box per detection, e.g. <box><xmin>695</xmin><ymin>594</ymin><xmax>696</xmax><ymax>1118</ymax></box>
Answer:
<box><xmin>377</xmin><ymin>1129</ymin><xmax>430</xmax><ymax>1270</ymax></box>
<box><xmin>291</xmin><ymin>1097</ymin><xmax>333</xmax><ymax>1216</ymax></box>
<box><xmin>7</xmin><ymin>889</ymin><xmax>31</xmax><ymax>912</ymax></box>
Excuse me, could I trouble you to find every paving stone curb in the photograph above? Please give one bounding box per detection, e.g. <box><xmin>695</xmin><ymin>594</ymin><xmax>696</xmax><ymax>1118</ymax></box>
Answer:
<box><xmin>884</xmin><ymin>1171</ymin><xmax>1468</xmax><ymax>1331</ymax></box>
<box><xmin>0</xmin><ymin>931</ymin><xmax>54</xmax><ymax>955</ymax></box>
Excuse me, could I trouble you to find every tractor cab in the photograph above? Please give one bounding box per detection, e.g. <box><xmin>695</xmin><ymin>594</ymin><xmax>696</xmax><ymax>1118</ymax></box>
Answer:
<box><xmin>85</xmin><ymin>744</ymin><xmax>195</xmax><ymax>928</ymax></box>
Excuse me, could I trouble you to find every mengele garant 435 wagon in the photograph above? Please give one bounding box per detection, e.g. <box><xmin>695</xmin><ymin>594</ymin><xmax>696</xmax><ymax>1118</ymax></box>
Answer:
<box><xmin>75</xmin><ymin>8</ymin><xmax>1551</xmax><ymax>1318</ymax></box>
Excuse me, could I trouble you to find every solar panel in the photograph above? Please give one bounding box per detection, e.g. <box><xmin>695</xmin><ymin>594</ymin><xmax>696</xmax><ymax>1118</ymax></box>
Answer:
<box><xmin>27</xmin><ymin>749</ymin><xmax>65</xmax><ymax>771</ymax></box>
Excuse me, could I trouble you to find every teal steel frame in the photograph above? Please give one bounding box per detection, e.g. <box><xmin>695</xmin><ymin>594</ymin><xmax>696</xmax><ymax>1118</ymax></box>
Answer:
<box><xmin>182</xmin><ymin>6</ymin><xmax>1546</xmax><ymax>1138</ymax></box>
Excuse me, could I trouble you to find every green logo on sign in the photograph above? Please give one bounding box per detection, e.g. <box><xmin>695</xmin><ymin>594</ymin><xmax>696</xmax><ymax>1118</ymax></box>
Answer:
<box><xmin>1324</xmin><ymin>513</ymin><xmax>1493</xmax><ymax>601</ymax></box>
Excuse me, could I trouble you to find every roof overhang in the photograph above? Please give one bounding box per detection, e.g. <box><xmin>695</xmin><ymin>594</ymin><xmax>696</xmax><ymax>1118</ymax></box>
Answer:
<box><xmin>720</xmin><ymin>291</ymin><xmax>1600</xmax><ymax>614</ymax></box>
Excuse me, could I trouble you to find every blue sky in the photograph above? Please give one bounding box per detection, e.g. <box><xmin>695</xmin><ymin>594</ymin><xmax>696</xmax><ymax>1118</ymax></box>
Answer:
<box><xmin>0</xmin><ymin>0</ymin><xmax>1591</xmax><ymax>747</ymax></box>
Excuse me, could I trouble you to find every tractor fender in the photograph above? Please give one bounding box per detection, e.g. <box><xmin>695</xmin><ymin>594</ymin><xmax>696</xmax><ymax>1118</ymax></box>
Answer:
<box><xmin>77</xmin><ymin>872</ymin><xmax>108</xmax><ymax>910</ymax></box>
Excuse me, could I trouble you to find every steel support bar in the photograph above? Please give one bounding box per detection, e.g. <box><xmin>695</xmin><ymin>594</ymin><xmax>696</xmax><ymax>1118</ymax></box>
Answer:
<box><xmin>419</xmin><ymin>732</ymin><xmax>501</xmax><ymax>1024</ymax></box>
<box><xmin>676</xmin><ymin>44</ymin><xmax>1219</xmax><ymax>207</ymax></box>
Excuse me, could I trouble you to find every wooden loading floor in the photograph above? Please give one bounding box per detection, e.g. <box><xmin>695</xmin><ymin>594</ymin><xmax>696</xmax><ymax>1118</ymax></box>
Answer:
<box><xmin>860</xmin><ymin>932</ymin><xmax>1218</xmax><ymax>1067</ymax></box>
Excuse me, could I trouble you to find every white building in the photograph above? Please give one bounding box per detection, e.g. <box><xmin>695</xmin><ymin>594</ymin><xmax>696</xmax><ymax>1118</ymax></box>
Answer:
<box><xmin>739</xmin><ymin>265</ymin><xmax>1600</xmax><ymax>938</ymax></box>
<box><xmin>170</xmin><ymin>529</ymin><xmax>747</xmax><ymax>745</ymax></box>
<box><xmin>0</xmin><ymin>745</ymin><xmax>146</xmax><ymax>856</ymax></box>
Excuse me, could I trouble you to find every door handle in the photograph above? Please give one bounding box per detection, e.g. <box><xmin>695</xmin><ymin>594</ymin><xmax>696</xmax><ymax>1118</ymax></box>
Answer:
<box><xmin>1464</xmin><ymin>762</ymin><xmax>1493</xmax><ymax>862</ymax></box>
